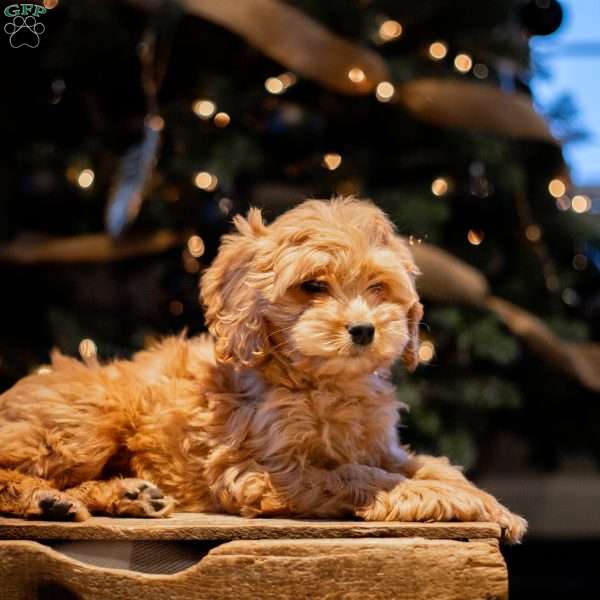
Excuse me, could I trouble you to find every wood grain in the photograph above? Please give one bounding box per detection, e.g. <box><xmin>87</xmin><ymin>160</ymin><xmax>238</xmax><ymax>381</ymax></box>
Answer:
<box><xmin>0</xmin><ymin>537</ymin><xmax>508</xmax><ymax>600</ymax></box>
<box><xmin>0</xmin><ymin>512</ymin><xmax>501</xmax><ymax>541</ymax></box>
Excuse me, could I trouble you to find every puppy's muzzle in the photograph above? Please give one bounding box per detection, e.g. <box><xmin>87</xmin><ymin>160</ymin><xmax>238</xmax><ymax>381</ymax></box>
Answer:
<box><xmin>347</xmin><ymin>322</ymin><xmax>375</xmax><ymax>346</ymax></box>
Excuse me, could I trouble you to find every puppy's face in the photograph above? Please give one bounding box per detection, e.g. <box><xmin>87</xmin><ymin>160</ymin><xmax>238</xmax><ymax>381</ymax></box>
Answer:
<box><xmin>202</xmin><ymin>198</ymin><xmax>422</xmax><ymax>378</ymax></box>
<box><xmin>267</xmin><ymin>236</ymin><xmax>421</xmax><ymax>378</ymax></box>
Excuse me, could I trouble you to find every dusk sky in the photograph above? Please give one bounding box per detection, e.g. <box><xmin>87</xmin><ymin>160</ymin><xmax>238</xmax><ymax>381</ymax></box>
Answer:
<box><xmin>531</xmin><ymin>0</ymin><xmax>600</xmax><ymax>186</ymax></box>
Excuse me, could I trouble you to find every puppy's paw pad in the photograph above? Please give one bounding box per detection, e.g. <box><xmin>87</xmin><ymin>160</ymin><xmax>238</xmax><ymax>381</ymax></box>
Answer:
<box><xmin>34</xmin><ymin>492</ymin><xmax>89</xmax><ymax>522</ymax></box>
<box><xmin>120</xmin><ymin>480</ymin><xmax>150</xmax><ymax>500</ymax></box>
<box><xmin>116</xmin><ymin>479</ymin><xmax>175</xmax><ymax>518</ymax></box>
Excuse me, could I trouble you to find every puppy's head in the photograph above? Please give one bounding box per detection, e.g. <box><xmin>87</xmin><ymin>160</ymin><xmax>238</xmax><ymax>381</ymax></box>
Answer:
<box><xmin>201</xmin><ymin>198</ymin><xmax>422</xmax><ymax>378</ymax></box>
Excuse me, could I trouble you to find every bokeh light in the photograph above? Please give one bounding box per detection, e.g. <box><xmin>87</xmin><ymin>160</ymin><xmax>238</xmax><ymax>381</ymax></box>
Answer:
<box><xmin>194</xmin><ymin>171</ymin><xmax>218</xmax><ymax>191</ymax></box>
<box><xmin>571</xmin><ymin>194</ymin><xmax>591</xmax><ymax>213</ymax></box>
<box><xmin>77</xmin><ymin>169</ymin><xmax>94</xmax><ymax>189</ymax></box>
<box><xmin>213</xmin><ymin>112</ymin><xmax>231</xmax><ymax>128</ymax></box>
<box><xmin>548</xmin><ymin>178</ymin><xmax>567</xmax><ymax>198</ymax></box>
<box><xmin>187</xmin><ymin>235</ymin><xmax>205</xmax><ymax>258</ymax></box>
<box><xmin>467</xmin><ymin>229</ymin><xmax>485</xmax><ymax>245</ymax></box>
<box><xmin>79</xmin><ymin>338</ymin><xmax>97</xmax><ymax>359</ymax></box>
<box><xmin>454</xmin><ymin>53</ymin><xmax>473</xmax><ymax>73</ymax></box>
<box><xmin>347</xmin><ymin>68</ymin><xmax>366</xmax><ymax>84</ymax></box>
<box><xmin>322</xmin><ymin>153</ymin><xmax>342</xmax><ymax>170</ymax></box>
<box><xmin>193</xmin><ymin>99</ymin><xmax>216</xmax><ymax>119</ymax></box>
<box><xmin>431</xmin><ymin>177</ymin><xmax>449</xmax><ymax>196</ymax></box>
<box><xmin>379</xmin><ymin>20</ymin><xmax>403</xmax><ymax>42</ymax></box>
<box><xmin>375</xmin><ymin>81</ymin><xmax>395</xmax><ymax>102</ymax></box>
<box><xmin>428</xmin><ymin>41</ymin><xmax>448</xmax><ymax>60</ymax></box>
<box><xmin>418</xmin><ymin>341</ymin><xmax>435</xmax><ymax>363</ymax></box>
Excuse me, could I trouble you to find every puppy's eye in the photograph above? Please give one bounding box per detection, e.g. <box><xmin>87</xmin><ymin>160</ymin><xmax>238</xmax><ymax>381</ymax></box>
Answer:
<box><xmin>301</xmin><ymin>280</ymin><xmax>328</xmax><ymax>294</ymax></box>
<box><xmin>368</xmin><ymin>283</ymin><xmax>385</xmax><ymax>293</ymax></box>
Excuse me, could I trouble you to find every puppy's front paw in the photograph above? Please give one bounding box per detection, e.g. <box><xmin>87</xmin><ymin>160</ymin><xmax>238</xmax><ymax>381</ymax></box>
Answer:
<box><xmin>491</xmin><ymin>506</ymin><xmax>528</xmax><ymax>544</ymax></box>
<box><xmin>114</xmin><ymin>479</ymin><xmax>175</xmax><ymax>518</ymax></box>
<box><xmin>357</xmin><ymin>480</ymin><xmax>491</xmax><ymax>523</ymax></box>
<box><xmin>31</xmin><ymin>491</ymin><xmax>89</xmax><ymax>522</ymax></box>
<box><xmin>473</xmin><ymin>490</ymin><xmax>527</xmax><ymax>544</ymax></box>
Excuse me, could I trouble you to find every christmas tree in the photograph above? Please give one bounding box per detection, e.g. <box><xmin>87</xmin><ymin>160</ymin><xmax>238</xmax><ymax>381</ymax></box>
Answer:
<box><xmin>1</xmin><ymin>0</ymin><xmax>598</xmax><ymax>474</ymax></box>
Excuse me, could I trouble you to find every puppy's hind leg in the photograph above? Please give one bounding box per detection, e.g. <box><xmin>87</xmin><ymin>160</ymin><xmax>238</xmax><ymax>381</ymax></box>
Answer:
<box><xmin>0</xmin><ymin>468</ymin><xmax>89</xmax><ymax>521</ymax></box>
<box><xmin>66</xmin><ymin>478</ymin><xmax>175</xmax><ymax>518</ymax></box>
<box><xmin>0</xmin><ymin>353</ymin><xmax>136</xmax><ymax>520</ymax></box>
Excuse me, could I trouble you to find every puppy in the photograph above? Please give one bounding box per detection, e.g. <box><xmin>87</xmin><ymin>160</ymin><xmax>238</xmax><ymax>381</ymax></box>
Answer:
<box><xmin>0</xmin><ymin>198</ymin><xmax>526</xmax><ymax>542</ymax></box>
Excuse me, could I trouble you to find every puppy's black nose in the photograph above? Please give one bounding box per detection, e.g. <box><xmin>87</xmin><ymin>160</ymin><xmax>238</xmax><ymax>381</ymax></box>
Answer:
<box><xmin>347</xmin><ymin>322</ymin><xmax>375</xmax><ymax>346</ymax></box>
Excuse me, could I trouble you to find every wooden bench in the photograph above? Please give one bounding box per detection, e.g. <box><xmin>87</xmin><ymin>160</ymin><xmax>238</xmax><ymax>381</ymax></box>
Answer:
<box><xmin>0</xmin><ymin>514</ymin><xmax>508</xmax><ymax>599</ymax></box>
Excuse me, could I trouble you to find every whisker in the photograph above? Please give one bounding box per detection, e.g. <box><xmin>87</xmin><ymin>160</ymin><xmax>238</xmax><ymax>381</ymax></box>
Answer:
<box><xmin>262</xmin><ymin>337</ymin><xmax>293</xmax><ymax>357</ymax></box>
<box><xmin>267</xmin><ymin>324</ymin><xmax>296</xmax><ymax>337</ymax></box>
<box><xmin>418</xmin><ymin>321</ymin><xmax>431</xmax><ymax>332</ymax></box>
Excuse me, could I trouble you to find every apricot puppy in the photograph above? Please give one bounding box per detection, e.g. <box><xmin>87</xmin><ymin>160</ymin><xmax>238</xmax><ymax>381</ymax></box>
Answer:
<box><xmin>0</xmin><ymin>198</ymin><xmax>526</xmax><ymax>542</ymax></box>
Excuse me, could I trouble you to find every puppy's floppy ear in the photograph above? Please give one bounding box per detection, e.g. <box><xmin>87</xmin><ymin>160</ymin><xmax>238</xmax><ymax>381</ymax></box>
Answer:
<box><xmin>201</xmin><ymin>208</ymin><xmax>271</xmax><ymax>366</ymax></box>
<box><xmin>388</xmin><ymin>234</ymin><xmax>423</xmax><ymax>372</ymax></box>
<box><xmin>402</xmin><ymin>301</ymin><xmax>423</xmax><ymax>372</ymax></box>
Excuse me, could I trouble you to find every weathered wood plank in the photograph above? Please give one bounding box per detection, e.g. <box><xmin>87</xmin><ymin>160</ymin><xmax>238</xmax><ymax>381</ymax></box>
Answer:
<box><xmin>0</xmin><ymin>512</ymin><xmax>500</xmax><ymax>541</ymax></box>
<box><xmin>0</xmin><ymin>537</ymin><xmax>508</xmax><ymax>600</ymax></box>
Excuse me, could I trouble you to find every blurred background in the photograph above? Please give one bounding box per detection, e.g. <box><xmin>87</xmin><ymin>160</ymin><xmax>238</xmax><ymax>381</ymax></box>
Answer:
<box><xmin>1</xmin><ymin>0</ymin><xmax>599</xmax><ymax>596</ymax></box>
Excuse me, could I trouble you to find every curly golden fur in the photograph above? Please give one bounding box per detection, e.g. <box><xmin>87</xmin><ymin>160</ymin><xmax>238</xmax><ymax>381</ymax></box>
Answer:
<box><xmin>0</xmin><ymin>198</ymin><xmax>526</xmax><ymax>542</ymax></box>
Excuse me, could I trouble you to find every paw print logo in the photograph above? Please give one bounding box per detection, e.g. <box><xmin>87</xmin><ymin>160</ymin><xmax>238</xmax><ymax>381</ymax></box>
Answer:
<box><xmin>4</xmin><ymin>15</ymin><xmax>45</xmax><ymax>48</ymax></box>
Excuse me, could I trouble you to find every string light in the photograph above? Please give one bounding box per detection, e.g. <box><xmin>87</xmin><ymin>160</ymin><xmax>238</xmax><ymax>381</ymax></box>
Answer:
<box><xmin>573</xmin><ymin>254</ymin><xmax>588</xmax><ymax>271</ymax></box>
<box><xmin>169</xmin><ymin>300</ymin><xmax>184</xmax><ymax>316</ymax></box>
<box><xmin>51</xmin><ymin>79</ymin><xmax>65</xmax><ymax>95</ymax></box>
<box><xmin>467</xmin><ymin>229</ymin><xmax>484</xmax><ymax>245</ymax></box>
<box><xmin>418</xmin><ymin>341</ymin><xmax>435</xmax><ymax>363</ymax></box>
<box><xmin>146</xmin><ymin>114</ymin><xmax>164</xmax><ymax>131</ymax></box>
<box><xmin>322</xmin><ymin>153</ymin><xmax>342</xmax><ymax>170</ymax></box>
<box><xmin>561</xmin><ymin>288</ymin><xmax>578</xmax><ymax>306</ymax></box>
<box><xmin>473</xmin><ymin>63</ymin><xmax>489</xmax><ymax>79</ymax></box>
<box><xmin>525</xmin><ymin>224</ymin><xmax>542</xmax><ymax>242</ymax></box>
<box><xmin>379</xmin><ymin>19</ymin><xmax>403</xmax><ymax>42</ymax></box>
<box><xmin>347</xmin><ymin>67</ymin><xmax>366</xmax><ymax>84</ymax></box>
<box><xmin>548</xmin><ymin>178</ymin><xmax>566</xmax><ymax>198</ymax></box>
<box><xmin>187</xmin><ymin>235</ymin><xmax>205</xmax><ymax>258</ymax></box>
<box><xmin>375</xmin><ymin>81</ymin><xmax>395</xmax><ymax>102</ymax></box>
<box><xmin>218</xmin><ymin>197</ymin><xmax>233</xmax><ymax>214</ymax></box>
<box><xmin>278</xmin><ymin>72</ymin><xmax>297</xmax><ymax>88</ymax></box>
<box><xmin>454</xmin><ymin>53</ymin><xmax>473</xmax><ymax>73</ymax></box>
<box><xmin>192</xmin><ymin>99</ymin><xmax>216</xmax><ymax>119</ymax></box>
<box><xmin>49</xmin><ymin>78</ymin><xmax>65</xmax><ymax>105</ymax></box>
<box><xmin>555</xmin><ymin>195</ymin><xmax>571</xmax><ymax>211</ymax></box>
<box><xmin>571</xmin><ymin>194</ymin><xmax>591</xmax><ymax>214</ymax></box>
<box><xmin>193</xmin><ymin>171</ymin><xmax>218</xmax><ymax>191</ymax></box>
<box><xmin>431</xmin><ymin>177</ymin><xmax>449</xmax><ymax>196</ymax></box>
<box><xmin>213</xmin><ymin>112</ymin><xmax>231</xmax><ymax>128</ymax></box>
<box><xmin>265</xmin><ymin>77</ymin><xmax>284</xmax><ymax>94</ymax></box>
<box><xmin>77</xmin><ymin>169</ymin><xmax>94</xmax><ymax>189</ymax></box>
<box><xmin>79</xmin><ymin>338</ymin><xmax>97</xmax><ymax>360</ymax></box>
<box><xmin>428</xmin><ymin>41</ymin><xmax>448</xmax><ymax>60</ymax></box>
<box><xmin>265</xmin><ymin>72</ymin><xmax>297</xmax><ymax>95</ymax></box>
<box><xmin>44</xmin><ymin>0</ymin><xmax>59</xmax><ymax>8</ymax></box>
